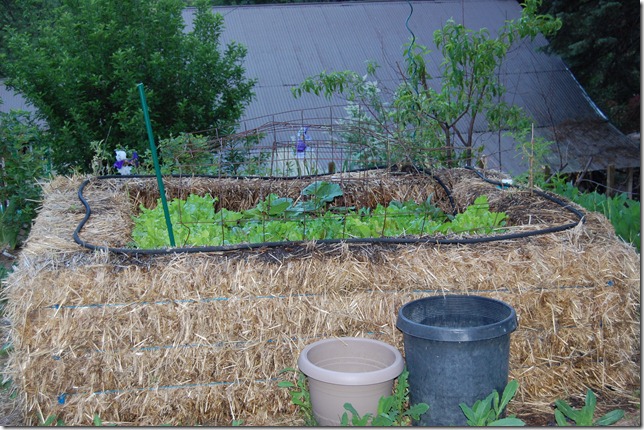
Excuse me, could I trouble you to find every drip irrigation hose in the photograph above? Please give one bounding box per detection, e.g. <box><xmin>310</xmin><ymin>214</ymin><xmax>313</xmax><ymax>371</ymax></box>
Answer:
<box><xmin>73</xmin><ymin>167</ymin><xmax>584</xmax><ymax>256</ymax></box>
<box><xmin>463</xmin><ymin>166</ymin><xmax>586</xmax><ymax>221</ymax></box>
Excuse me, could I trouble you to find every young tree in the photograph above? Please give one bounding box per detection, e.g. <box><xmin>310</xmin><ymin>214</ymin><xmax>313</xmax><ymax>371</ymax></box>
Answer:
<box><xmin>293</xmin><ymin>0</ymin><xmax>560</xmax><ymax>168</ymax></box>
<box><xmin>2</xmin><ymin>0</ymin><xmax>256</xmax><ymax>173</ymax></box>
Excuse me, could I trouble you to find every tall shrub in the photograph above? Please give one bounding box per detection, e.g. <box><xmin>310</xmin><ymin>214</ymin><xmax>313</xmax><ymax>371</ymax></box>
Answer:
<box><xmin>0</xmin><ymin>110</ymin><xmax>49</xmax><ymax>250</ymax></box>
<box><xmin>2</xmin><ymin>0</ymin><xmax>256</xmax><ymax>173</ymax></box>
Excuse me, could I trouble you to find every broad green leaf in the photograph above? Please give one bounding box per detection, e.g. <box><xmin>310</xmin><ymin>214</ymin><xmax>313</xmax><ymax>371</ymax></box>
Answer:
<box><xmin>288</xmin><ymin>200</ymin><xmax>318</xmax><ymax>214</ymax></box>
<box><xmin>554</xmin><ymin>409</ymin><xmax>569</xmax><ymax>426</ymax></box>
<box><xmin>340</xmin><ymin>412</ymin><xmax>350</xmax><ymax>426</ymax></box>
<box><xmin>376</xmin><ymin>395</ymin><xmax>395</xmax><ymax>415</ymax></box>
<box><xmin>301</xmin><ymin>181</ymin><xmax>343</xmax><ymax>203</ymax></box>
<box><xmin>215</xmin><ymin>208</ymin><xmax>243</xmax><ymax>223</ymax></box>
<box><xmin>499</xmin><ymin>380</ymin><xmax>519</xmax><ymax>414</ymax></box>
<box><xmin>489</xmin><ymin>417</ymin><xmax>526</xmax><ymax>426</ymax></box>
<box><xmin>343</xmin><ymin>402</ymin><xmax>360</xmax><ymax>418</ymax></box>
<box><xmin>492</xmin><ymin>389</ymin><xmax>501</xmax><ymax>416</ymax></box>
<box><xmin>581</xmin><ymin>389</ymin><xmax>597</xmax><ymax>424</ymax></box>
<box><xmin>405</xmin><ymin>402</ymin><xmax>430</xmax><ymax>419</ymax></box>
<box><xmin>459</xmin><ymin>403</ymin><xmax>478</xmax><ymax>424</ymax></box>
<box><xmin>267</xmin><ymin>197</ymin><xmax>293</xmax><ymax>216</ymax></box>
<box><xmin>371</xmin><ymin>412</ymin><xmax>395</xmax><ymax>427</ymax></box>
<box><xmin>593</xmin><ymin>409</ymin><xmax>625</xmax><ymax>426</ymax></box>
<box><xmin>554</xmin><ymin>399</ymin><xmax>580</xmax><ymax>423</ymax></box>
<box><xmin>474</xmin><ymin>393</ymin><xmax>494</xmax><ymax>418</ymax></box>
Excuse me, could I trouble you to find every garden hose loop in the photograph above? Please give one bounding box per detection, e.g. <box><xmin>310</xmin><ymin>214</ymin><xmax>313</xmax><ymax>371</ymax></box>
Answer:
<box><xmin>72</xmin><ymin>167</ymin><xmax>584</xmax><ymax>256</ymax></box>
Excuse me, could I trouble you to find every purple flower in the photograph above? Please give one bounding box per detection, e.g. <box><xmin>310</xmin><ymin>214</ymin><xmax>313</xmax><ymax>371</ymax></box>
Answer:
<box><xmin>296</xmin><ymin>139</ymin><xmax>307</xmax><ymax>153</ymax></box>
<box><xmin>295</xmin><ymin>126</ymin><xmax>311</xmax><ymax>153</ymax></box>
<box><xmin>114</xmin><ymin>149</ymin><xmax>140</xmax><ymax>175</ymax></box>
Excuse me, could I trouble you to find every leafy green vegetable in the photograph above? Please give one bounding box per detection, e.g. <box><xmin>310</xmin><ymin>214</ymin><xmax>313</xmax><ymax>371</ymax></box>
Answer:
<box><xmin>543</xmin><ymin>176</ymin><xmax>640</xmax><ymax>252</ymax></box>
<box><xmin>443</xmin><ymin>195</ymin><xmax>507</xmax><ymax>235</ymax></box>
<box><xmin>131</xmin><ymin>182</ymin><xmax>506</xmax><ymax>249</ymax></box>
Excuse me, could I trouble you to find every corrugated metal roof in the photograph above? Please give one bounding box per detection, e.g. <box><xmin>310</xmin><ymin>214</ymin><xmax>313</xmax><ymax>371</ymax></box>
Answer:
<box><xmin>1</xmin><ymin>1</ymin><xmax>638</xmax><ymax>176</ymax></box>
<box><xmin>180</xmin><ymin>0</ymin><xmax>637</xmax><ymax>175</ymax></box>
<box><xmin>0</xmin><ymin>79</ymin><xmax>34</xmax><ymax>112</ymax></box>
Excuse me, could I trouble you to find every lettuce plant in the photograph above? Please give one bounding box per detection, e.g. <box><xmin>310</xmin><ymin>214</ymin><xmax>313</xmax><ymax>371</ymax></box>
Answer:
<box><xmin>131</xmin><ymin>182</ymin><xmax>506</xmax><ymax>248</ymax></box>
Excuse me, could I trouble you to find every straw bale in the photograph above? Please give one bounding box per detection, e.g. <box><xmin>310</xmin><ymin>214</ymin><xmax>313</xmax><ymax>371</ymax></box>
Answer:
<box><xmin>3</xmin><ymin>169</ymin><xmax>639</xmax><ymax>425</ymax></box>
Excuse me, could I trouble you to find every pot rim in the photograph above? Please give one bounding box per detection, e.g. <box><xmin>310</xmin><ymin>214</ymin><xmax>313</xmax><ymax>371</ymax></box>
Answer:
<box><xmin>297</xmin><ymin>337</ymin><xmax>404</xmax><ymax>386</ymax></box>
<box><xmin>396</xmin><ymin>294</ymin><xmax>518</xmax><ymax>342</ymax></box>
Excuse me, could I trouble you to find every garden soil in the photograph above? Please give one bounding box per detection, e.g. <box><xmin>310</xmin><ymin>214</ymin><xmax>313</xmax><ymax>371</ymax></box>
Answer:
<box><xmin>1</xmin><ymin>168</ymin><xmax>640</xmax><ymax>426</ymax></box>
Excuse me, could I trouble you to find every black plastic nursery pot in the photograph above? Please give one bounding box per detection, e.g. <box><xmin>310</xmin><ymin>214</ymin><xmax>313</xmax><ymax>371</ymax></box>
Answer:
<box><xmin>396</xmin><ymin>295</ymin><xmax>518</xmax><ymax>426</ymax></box>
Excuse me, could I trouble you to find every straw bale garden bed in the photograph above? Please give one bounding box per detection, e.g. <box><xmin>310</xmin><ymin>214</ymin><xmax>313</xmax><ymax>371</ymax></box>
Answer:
<box><xmin>2</xmin><ymin>167</ymin><xmax>640</xmax><ymax>426</ymax></box>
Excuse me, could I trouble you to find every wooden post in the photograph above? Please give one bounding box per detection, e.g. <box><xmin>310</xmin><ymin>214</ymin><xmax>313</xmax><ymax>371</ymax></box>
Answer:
<box><xmin>626</xmin><ymin>167</ymin><xmax>634</xmax><ymax>199</ymax></box>
<box><xmin>543</xmin><ymin>164</ymin><xmax>551</xmax><ymax>182</ymax></box>
<box><xmin>529</xmin><ymin>123</ymin><xmax>534</xmax><ymax>193</ymax></box>
<box><xmin>606</xmin><ymin>164</ymin><xmax>615</xmax><ymax>197</ymax></box>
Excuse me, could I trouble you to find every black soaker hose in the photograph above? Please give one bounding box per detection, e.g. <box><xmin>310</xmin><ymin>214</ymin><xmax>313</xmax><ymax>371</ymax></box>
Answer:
<box><xmin>72</xmin><ymin>168</ymin><xmax>584</xmax><ymax>256</ymax></box>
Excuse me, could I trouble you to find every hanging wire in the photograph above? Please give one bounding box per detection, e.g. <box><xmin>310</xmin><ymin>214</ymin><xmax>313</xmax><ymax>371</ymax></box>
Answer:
<box><xmin>405</xmin><ymin>0</ymin><xmax>421</xmax><ymax>143</ymax></box>
<box><xmin>405</xmin><ymin>0</ymin><xmax>420</xmax><ymax>96</ymax></box>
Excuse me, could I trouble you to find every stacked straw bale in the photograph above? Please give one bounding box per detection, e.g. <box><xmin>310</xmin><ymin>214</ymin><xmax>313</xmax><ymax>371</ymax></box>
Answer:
<box><xmin>3</xmin><ymin>169</ymin><xmax>639</xmax><ymax>425</ymax></box>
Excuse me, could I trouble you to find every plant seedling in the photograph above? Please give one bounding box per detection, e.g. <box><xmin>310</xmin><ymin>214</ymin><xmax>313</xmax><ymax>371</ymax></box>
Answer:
<box><xmin>39</xmin><ymin>414</ymin><xmax>65</xmax><ymax>426</ymax></box>
<box><xmin>340</xmin><ymin>368</ymin><xmax>429</xmax><ymax>426</ymax></box>
<box><xmin>459</xmin><ymin>379</ymin><xmax>525</xmax><ymax>426</ymax></box>
<box><xmin>278</xmin><ymin>368</ymin><xmax>317</xmax><ymax>426</ymax></box>
<box><xmin>554</xmin><ymin>389</ymin><xmax>624</xmax><ymax>426</ymax></box>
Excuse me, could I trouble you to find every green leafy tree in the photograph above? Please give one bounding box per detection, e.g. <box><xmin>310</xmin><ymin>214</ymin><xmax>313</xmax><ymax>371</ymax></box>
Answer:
<box><xmin>0</xmin><ymin>0</ymin><xmax>61</xmax><ymax>78</ymax></box>
<box><xmin>293</xmin><ymin>0</ymin><xmax>560</xmax><ymax>169</ymax></box>
<box><xmin>538</xmin><ymin>0</ymin><xmax>640</xmax><ymax>133</ymax></box>
<box><xmin>2</xmin><ymin>0</ymin><xmax>256</xmax><ymax>173</ymax></box>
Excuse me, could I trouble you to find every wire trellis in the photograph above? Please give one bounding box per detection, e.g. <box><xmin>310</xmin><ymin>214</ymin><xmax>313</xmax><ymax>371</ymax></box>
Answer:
<box><xmin>156</xmin><ymin>104</ymin><xmax>472</xmax><ymax>177</ymax></box>
<box><xmin>132</xmin><ymin>106</ymin><xmax>494</xmax><ymax>250</ymax></box>
<box><xmin>72</xmin><ymin>105</ymin><xmax>586</xmax><ymax>254</ymax></box>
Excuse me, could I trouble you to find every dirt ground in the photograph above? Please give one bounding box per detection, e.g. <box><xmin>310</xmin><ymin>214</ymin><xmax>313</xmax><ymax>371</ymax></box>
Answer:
<box><xmin>0</xmin><ymin>250</ymin><xmax>640</xmax><ymax>426</ymax></box>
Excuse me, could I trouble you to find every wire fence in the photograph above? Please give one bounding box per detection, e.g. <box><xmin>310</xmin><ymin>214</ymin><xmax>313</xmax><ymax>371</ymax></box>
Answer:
<box><xmin>155</xmin><ymin>104</ymin><xmax>476</xmax><ymax>178</ymax></box>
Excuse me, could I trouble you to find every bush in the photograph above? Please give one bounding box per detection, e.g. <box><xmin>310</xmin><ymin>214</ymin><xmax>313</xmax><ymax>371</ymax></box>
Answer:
<box><xmin>0</xmin><ymin>110</ymin><xmax>50</xmax><ymax>250</ymax></box>
<box><xmin>3</xmin><ymin>0</ymin><xmax>256</xmax><ymax>173</ymax></box>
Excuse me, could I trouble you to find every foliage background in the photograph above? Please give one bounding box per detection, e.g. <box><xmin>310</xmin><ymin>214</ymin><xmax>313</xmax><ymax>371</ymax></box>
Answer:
<box><xmin>538</xmin><ymin>0</ymin><xmax>640</xmax><ymax>134</ymax></box>
<box><xmin>1</xmin><ymin>0</ymin><xmax>256</xmax><ymax>174</ymax></box>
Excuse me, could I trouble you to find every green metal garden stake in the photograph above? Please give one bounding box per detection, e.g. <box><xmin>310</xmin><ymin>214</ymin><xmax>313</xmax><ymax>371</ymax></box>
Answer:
<box><xmin>137</xmin><ymin>83</ymin><xmax>176</xmax><ymax>247</ymax></box>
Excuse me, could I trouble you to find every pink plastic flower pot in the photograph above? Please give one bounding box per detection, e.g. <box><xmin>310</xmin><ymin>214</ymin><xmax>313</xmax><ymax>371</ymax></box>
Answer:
<box><xmin>297</xmin><ymin>337</ymin><xmax>404</xmax><ymax>426</ymax></box>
